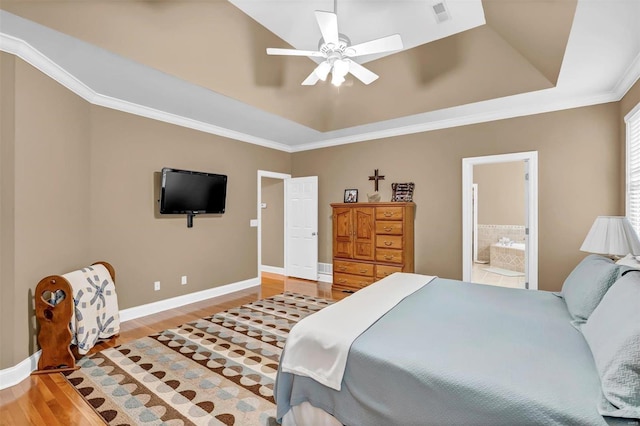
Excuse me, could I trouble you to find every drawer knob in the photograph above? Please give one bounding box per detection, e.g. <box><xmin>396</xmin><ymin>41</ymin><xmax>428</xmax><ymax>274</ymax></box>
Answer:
<box><xmin>339</xmin><ymin>266</ymin><xmax>346</xmax><ymax>271</ymax></box>
<box><xmin>384</xmin><ymin>226</ymin><xmax>392</xmax><ymax>231</ymax></box>
<box><xmin>338</xmin><ymin>279</ymin><xmax>346</xmax><ymax>284</ymax></box>
<box><xmin>384</xmin><ymin>241</ymin><xmax>392</xmax><ymax>246</ymax></box>
<box><xmin>384</xmin><ymin>212</ymin><xmax>392</xmax><ymax>217</ymax></box>
<box><xmin>360</xmin><ymin>269</ymin><xmax>368</xmax><ymax>273</ymax></box>
<box><xmin>384</xmin><ymin>255</ymin><xmax>394</xmax><ymax>260</ymax></box>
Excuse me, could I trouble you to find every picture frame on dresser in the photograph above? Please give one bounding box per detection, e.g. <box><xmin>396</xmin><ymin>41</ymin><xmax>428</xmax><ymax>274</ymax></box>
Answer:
<box><xmin>344</xmin><ymin>189</ymin><xmax>358</xmax><ymax>203</ymax></box>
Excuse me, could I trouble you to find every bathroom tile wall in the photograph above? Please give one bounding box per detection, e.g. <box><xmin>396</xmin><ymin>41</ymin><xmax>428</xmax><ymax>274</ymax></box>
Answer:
<box><xmin>490</xmin><ymin>244</ymin><xmax>525</xmax><ymax>272</ymax></box>
<box><xmin>476</xmin><ymin>224</ymin><xmax>526</xmax><ymax>262</ymax></box>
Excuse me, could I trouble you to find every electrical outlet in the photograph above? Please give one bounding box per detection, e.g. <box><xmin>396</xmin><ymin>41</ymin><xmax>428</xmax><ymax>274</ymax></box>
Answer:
<box><xmin>181</xmin><ymin>275</ymin><xmax>187</xmax><ymax>285</ymax></box>
<box><xmin>154</xmin><ymin>281</ymin><xmax>160</xmax><ymax>291</ymax></box>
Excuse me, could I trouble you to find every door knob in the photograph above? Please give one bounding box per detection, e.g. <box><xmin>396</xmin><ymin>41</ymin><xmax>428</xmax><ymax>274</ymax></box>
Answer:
<box><xmin>312</xmin><ymin>232</ymin><xmax>317</xmax><ymax>236</ymax></box>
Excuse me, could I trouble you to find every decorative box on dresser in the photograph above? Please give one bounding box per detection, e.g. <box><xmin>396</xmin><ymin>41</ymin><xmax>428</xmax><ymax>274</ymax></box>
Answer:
<box><xmin>331</xmin><ymin>202</ymin><xmax>415</xmax><ymax>292</ymax></box>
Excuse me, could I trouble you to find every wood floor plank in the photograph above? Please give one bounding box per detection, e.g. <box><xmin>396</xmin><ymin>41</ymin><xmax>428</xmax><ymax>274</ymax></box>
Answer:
<box><xmin>0</xmin><ymin>274</ymin><xmax>345</xmax><ymax>425</ymax></box>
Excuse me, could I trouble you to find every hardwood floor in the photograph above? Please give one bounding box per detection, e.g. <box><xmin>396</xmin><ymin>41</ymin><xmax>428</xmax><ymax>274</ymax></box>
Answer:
<box><xmin>0</xmin><ymin>274</ymin><xmax>347</xmax><ymax>426</ymax></box>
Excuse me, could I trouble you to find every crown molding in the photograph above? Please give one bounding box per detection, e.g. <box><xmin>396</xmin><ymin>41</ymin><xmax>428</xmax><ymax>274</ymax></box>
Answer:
<box><xmin>289</xmin><ymin>91</ymin><xmax>620</xmax><ymax>152</ymax></box>
<box><xmin>2</xmin><ymin>26</ymin><xmax>639</xmax><ymax>155</ymax></box>
<box><xmin>0</xmin><ymin>33</ymin><xmax>293</xmax><ymax>153</ymax></box>
<box><xmin>613</xmin><ymin>51</ymin><xmax>640</xmax><ymax>100</ymax></box>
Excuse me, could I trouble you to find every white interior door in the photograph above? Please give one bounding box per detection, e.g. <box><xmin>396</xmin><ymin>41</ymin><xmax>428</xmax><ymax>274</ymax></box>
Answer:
<box><xmin>285</xmin><ymin>176</ymin><xmax>318</xmax><ymax>280</ymax></box>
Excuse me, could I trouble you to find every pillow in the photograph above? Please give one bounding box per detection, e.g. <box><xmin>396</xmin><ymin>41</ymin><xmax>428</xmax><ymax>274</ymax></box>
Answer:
<box><xmin>582</xmin><ymin>270</ymin><xmax>640</xmax><ymax>418</ymax></box>
<box><xmin>615</xmin><ymin>253</ymin><xmax>640</xmax><ymax>269</ymax></box>
<box><xmin>561</xmin><ymin>254</ymin><xmax>620</xmax><ymax>328</ymax></box>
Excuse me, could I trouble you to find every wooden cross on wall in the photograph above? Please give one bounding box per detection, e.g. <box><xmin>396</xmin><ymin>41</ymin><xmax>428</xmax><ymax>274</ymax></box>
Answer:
<box><xmin>368</xmin><ymin>169</ymin><xmax>385</xmax><ymax>192</ymax></box>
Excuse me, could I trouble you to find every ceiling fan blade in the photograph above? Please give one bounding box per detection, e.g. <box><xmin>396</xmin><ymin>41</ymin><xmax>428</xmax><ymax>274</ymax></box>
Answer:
<box><xmin>315</xmin><ymin>11</ymin><xmax>339</xmax><ymax>45</ymax></box>
<box><xmin>345</xmin><ymin>34</ymin><xmax>403</xmax><ymax>57</ymax></box>
<box><xmin>301</xmin><ymin>70</ymin><xmax>320</xmax><ymax>86</ymax></box>
<box><xmin>347</xmin><ymin>60</ymin><xmax>379</xmax><ymax>85</ymax></box>
<box><xmin>266</xmin><ymin>48</ymin><xmax>325</xmax><ymax>58</ymax></box>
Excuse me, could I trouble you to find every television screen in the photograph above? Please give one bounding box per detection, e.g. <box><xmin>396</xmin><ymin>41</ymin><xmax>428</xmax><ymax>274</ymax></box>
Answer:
<box><xmin>160</xmin><ymin>168</ymin><xmax>227</xmax><ymax>214</ymax></box>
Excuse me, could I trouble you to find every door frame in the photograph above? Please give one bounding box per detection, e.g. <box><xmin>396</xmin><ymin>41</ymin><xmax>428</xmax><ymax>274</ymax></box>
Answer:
<box><xmin>462</xmin><ymin>151</ymin><xmax>538</xmax><ymax>290</ymax></box>
<box><xmin>257</xmin><ymin>170</ymin><xmax>291</xmax><ymax>278</ymax></box>
<box><xmin>472</xmin><ymin>183</ymin><xmax>479</xmax><ymax>263</ymax></box>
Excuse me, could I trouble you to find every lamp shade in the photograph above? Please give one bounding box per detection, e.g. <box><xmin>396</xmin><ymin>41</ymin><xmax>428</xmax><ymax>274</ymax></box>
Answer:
<box><xmin>580</xmin><ymin>216</ymin><xmax>640</xmax><ymax>256</ymax></box>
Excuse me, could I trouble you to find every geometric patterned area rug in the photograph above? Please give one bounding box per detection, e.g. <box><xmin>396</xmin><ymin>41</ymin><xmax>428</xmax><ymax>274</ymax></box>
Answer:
<box><xmin>63</xmin><ymin>292</ymin><xmax>334</xmax><ymax>425</ymax></box>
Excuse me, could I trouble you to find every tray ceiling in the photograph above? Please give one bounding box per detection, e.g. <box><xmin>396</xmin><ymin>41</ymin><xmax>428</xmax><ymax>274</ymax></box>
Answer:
<box><xmin>1</xmin><ymin>0</ymin><xmax>639</xmax><ymax>151</ymax></box>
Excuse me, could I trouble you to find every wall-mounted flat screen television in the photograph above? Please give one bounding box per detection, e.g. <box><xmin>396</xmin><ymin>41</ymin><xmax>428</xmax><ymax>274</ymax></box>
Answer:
<box><xmin>160</xmin><ymin>168</ymin><xmax>227</xmax><ymax>226</ymax></box>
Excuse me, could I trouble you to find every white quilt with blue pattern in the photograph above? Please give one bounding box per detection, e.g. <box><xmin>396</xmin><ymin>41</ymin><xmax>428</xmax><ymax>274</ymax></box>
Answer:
<box><xmin>63</xmin><ymin>264</ymin><xmax>120</xmax><ymax>355</ymax></box>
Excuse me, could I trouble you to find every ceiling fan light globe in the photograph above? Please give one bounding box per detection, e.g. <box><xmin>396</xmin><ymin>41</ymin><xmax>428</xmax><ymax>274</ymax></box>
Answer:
<box><xmin>333</xmin><ymin>59</ymin><xmax>350</xmax><ymax>78</ymax></box>
<box><xmin>331</xmin><ymin>74</ymin><xmax>346</xmax><ymax>86</ymax></box>
<box><xmin>315</xmin><ymin>62</ymin><xmax>331</xmax><ymax>81</ymax></box>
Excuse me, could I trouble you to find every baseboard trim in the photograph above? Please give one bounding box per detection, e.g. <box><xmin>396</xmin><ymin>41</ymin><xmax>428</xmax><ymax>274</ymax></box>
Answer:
<box><xmin>0</xmin><ymin>277</ymin><xmax>260</xmax><ymax>390</ymax></box>
<box><xmin>119</xmin><ymin>277</ymin><xmax>260</xmax><ymax>322</ymax></box>
<box><xmin>0</xmin><ymin>350</ymin><xmax>41</xmax><ymax>390</ymax></box>
<box><xmin>318</xmin><ymin>273</ymin><xmax>333</xmax><ymax>283</ymax></box>
<box><xmin>260</xmin><ymin>265</ymin><xmax>285</xmax><ymax>275</ymax></box>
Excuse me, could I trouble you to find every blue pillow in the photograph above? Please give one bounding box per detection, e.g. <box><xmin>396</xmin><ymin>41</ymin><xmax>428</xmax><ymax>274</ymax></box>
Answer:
<box><xmin>561</xmin><ymin>255</ymin><xmax>620</xmax><ymax>328</ymax></box>
<box><xmin>582</xmin><ymin>270</ymin><xmax>640</xmax><ymax>418</ymax></box>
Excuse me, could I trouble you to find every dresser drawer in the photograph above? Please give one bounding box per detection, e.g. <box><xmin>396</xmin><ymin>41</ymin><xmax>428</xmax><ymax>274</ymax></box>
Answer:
<box><xmin>376</xmin><ymin>264</ymin><xmax>403</xmax><ymax>279</ymax></box>
<box><xmin>376</xmin><ymin>235</ymin><xmax>403</xmax><ymax>249</ymax></box>
<box><xmin>375</xmin><ymin>221</ymin><xmax>403</xmax><ymax>235</ymax></box>
<box><xmin>376</xmin><ymin>206</ymin><xmax>404</xmax><ymax>221</ymax></box>
<box><xmin>333</xmin><ymin>260</ymin><xmax>374</xmax><ymax>277</ymax></box>
<box><xmin>333</xmin><ymin>273</ymin><xmax>375</xmax><ymax>289</ymax></box>
<box><xmin>376</xmin><ymin>248</ymin><xmax>404</xmax><ymax>264</ymax></box>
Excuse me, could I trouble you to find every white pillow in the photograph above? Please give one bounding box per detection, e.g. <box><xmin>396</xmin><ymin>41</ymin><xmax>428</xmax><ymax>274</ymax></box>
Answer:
<box><xmin>615</xmin><ymin>253</ymin><xmax>640</xmax><ymax>269</ymax></box>
<box><xmin>582</xmin><ymin>270</ymin><xmax>640</xmax><ymax>419</ymax></box>
<box><xmin>560</xmin><ymin>255</ymin><xmax>620</xmax><ymax>328</ymax></box>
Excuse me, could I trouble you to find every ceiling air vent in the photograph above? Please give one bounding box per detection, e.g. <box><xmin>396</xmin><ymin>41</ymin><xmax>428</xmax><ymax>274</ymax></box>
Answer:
<box><xmin>432</xmin><ymin>1</ymin><xmax>451</xmax><ymax>23</ymax></box>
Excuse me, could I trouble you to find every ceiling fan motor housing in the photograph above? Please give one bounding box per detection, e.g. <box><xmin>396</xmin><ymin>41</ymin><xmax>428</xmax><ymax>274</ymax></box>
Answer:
<box><xmin>318</xmin><ymin>34</ymin><xmax>351</xmax><ymax>56</ymax></box>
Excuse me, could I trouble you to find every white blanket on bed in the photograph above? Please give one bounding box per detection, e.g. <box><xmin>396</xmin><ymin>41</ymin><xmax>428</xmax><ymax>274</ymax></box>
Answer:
<box><xmin>280</xmin><ymin>273</ymin><xmax>435</xmax><ymax>391</ymax></box>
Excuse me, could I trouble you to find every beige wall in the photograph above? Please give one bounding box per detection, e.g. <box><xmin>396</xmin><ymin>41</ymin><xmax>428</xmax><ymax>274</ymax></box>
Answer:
<box><xmin>88</xmin><ymin>107</ymin><xmax>290</xmax><ymax>310</ymax></box>
<box><xmin>1</xmin><ymin>57</ymin><xmax>93</xmax><ymax>368</ymax></box>
<box><xmin>261</xmin><ymin>178</ymin><xmax>284</xmax><ymax>268</ymax></box>
<box><xmin>0</xmin><ymin>56</ymin><xmax>290</xmax><ymax>369</ymax></box>
<box><xmin>474</xmin><ymin>161</ymin><xmax>526</xmax><ymax>225</ymax></box>
<box><xmin>0</xmin><ymin>53</ymin><xmax>17</xmax><ymax>369</ymax></box>
<box><xmin>621</xmin><ymin>79</ymin><xmax>640</xmax><ymax>119</ymax></box>
<box><xmin>292</xmin><ymin>103</ymin><xmax>622</xmax><ymax>292</ymax></box>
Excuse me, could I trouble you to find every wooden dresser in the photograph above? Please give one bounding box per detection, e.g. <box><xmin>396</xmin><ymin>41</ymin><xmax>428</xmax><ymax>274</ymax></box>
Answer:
<box><xmin>331</xmin><ymin>202</ymin><xmax>415</xmax><ymax>292</ymax></box>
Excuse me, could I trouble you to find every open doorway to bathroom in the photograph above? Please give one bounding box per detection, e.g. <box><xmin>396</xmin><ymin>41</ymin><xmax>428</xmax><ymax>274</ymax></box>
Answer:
<box><xmin>462</xmin><ymin>152</ymin><xmax>538</xmax><ymax>290</ymax></box>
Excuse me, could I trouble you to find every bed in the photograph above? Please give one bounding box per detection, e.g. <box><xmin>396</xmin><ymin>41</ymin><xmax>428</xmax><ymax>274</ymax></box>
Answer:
<box><xmin>274</xmin><ymin>256</ymin><xmax>640</xmax><ymax>426</ymax></box>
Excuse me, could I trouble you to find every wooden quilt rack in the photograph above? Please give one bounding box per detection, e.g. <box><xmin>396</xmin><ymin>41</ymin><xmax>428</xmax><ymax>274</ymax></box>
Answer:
<box><xmin>32</xmin><ymin>261</ymin><xmax>116</xmax><ymax>375</ymax></box>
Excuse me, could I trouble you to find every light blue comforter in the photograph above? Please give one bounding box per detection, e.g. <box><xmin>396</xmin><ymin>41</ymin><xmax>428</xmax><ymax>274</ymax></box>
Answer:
<box><xmin>275</xmin><ymin>278</ymin><xmax>625</xmax><ymax>425</ymax></box>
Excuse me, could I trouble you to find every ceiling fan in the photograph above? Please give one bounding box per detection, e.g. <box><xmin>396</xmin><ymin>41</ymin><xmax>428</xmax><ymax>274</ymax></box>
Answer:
<box><xmin>266</xmin><ymin>10</ymin><xmax>404</xmax><ymax>87</ymax></box>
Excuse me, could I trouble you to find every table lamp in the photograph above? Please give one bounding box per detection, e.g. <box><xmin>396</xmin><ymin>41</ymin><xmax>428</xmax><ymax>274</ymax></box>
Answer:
<box><xmin>580</xmin><ymin>216</ymin><xmax>640</xmax><ymax>258</ymax></box>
